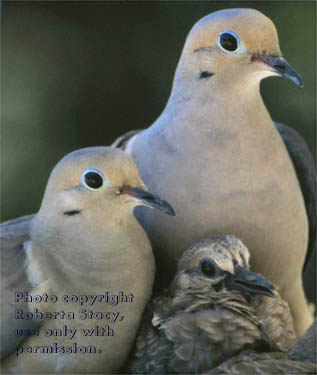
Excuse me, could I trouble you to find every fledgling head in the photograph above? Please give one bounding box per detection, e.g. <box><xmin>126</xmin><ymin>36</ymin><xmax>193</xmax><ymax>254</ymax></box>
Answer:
<box><xmin>175</xmin><ymin>9</ymin><xmax>303</xmax><ymax>90</ymax></box>
<box><xmin>31</xmin><ymin>147</ymin><xmax>174</xmax><ymax>252</ymax></box>
<box><xmin>172</xmin><ymin>235</ymin><xmax>275</xmax><ymax>298</ymax></box>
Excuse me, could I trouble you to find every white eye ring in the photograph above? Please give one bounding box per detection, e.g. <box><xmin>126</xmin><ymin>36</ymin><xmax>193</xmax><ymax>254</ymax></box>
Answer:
<box><xmin>80</xmin><ymin>168</ymin><xmax>105</xmax><ymax>191</ymax></box>
<box><xmin>217</xmin><ymin>30</ymin><xmax>241</xmax><ymax>54</ymax></box>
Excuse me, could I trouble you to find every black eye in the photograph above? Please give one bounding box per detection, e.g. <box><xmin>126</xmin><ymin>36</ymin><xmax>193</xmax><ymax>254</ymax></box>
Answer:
<box><xmin>218</xmin><ymin>31</ymin><xmax>240</xmax><ymax>52</ymax></box>
<box><xmin>200</xmin><ymin>258</ymin><xmax>217</xmax><ymax>278</ymax></box>
<box><xmin>82</xmin><ymin>169</ymin><xmax>104</xmax><ymax>190</ymax></box>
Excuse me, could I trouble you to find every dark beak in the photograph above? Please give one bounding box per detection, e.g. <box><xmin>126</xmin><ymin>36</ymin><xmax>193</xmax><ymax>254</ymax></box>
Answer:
<box><xmin>119</xmin><ymin>187</ymin><xmax>175</xmax><ymax>216</ymax></box>
<box><xmin>252</xmin><ymin>55</ymin><xmax>304</xmax><ymax>88</ymax></box>
<box><xmin>227</xmin><ymin>265</ymin><xmax>275</xmax><ymax>297</ymax></box>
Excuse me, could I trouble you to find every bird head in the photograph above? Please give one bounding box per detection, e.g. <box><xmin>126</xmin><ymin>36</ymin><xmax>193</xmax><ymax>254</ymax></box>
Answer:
<box><xmin>171</xmin><ymin>235</ymin><xmax>275</xmax><ymax>299</ymax></box>
<box><xmin>175</xmin><ymin>9</ymin><xmax>303</xmax><ymax>91</ymax></box>
<box><xmin>31</xmin><ymin>147</ymin><xmax>174</xmax><ymax>252</ymax></box>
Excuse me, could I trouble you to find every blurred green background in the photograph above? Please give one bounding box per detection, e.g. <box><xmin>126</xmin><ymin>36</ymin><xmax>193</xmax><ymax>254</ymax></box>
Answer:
<box><xmin>2</xmin><ymin>2</ymin><xmax>316</xmax><ymax>302</ymax></box>
<box><xmin>2</xmin><ymin>1</ymin><xmax>316</xmax><ymax>221</ymax></box>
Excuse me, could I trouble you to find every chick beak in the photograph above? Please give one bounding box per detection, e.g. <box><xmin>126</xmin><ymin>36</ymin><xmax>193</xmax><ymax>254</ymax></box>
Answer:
<box><xmin>229</xmin><ymin>265</ymin><xmax>275</xmax><ymax>297</ymax></box>
<box><xmin>119</xmin><ymin>186</ymin><xmax>175</xmax><ymax>216</ymax></box>
<box><xmin>252</xmin><ymin>55</ymin><xmax>304</xmax><ymax>88</ymax></box>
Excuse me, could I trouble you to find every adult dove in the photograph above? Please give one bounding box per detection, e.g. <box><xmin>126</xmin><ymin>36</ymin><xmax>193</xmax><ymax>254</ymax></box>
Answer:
<box><xmin>1</xmin><ymin>146</ymin><xmax>174</xmax><ymax>374</ymax></box>
<box><xmin>112</xmin><ymin>8</ymin><xmax>315</xmax><ymax>336</ymax></box>
<box><xmin>129</xmin><ymin>235</ymin><xmax>296</xmax><ymax>374</ymax></box>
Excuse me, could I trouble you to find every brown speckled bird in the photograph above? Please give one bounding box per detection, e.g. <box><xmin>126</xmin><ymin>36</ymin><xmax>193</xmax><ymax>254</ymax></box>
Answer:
<box><xmin>128</xmin><ymin>235</ymin><xmax>296</xmax><ymax>374</ymax></box>
<box><xmin>208</xmin><ymin>320</ymin><xmax>317</xmax><ymax>374</ymax></box>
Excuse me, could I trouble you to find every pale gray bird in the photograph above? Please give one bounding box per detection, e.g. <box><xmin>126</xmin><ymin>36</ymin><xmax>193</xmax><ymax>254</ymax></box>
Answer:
<box><xmin>209</xmin><ymin>320</ymin><xmax>317</xmax><ymax>374</ymax></box>
<box><xmin>1</xmin><ymin>146</ymin><xmax>174</xmax><ymax>374</ymax></box>
<box><xmin>129</xmin><ymin>236</ymin><xmax>296</xmax><ymax>374</ymax></box>
<box><xmin>112</xmin><ymin>8</ymin><xmax>315</xmax><ymax>336</ymax></box>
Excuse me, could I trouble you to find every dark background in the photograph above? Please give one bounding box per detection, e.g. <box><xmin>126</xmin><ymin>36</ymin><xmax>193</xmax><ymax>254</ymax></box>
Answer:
<box><xmin>2</xmin><ymin>1</ymin><xmax>316</xmax><ymax>221</ymax></box>
<box><xmin>1</xmin><ymin>2</ymin><xmax>316</xmax><ymax>301</ymax></box>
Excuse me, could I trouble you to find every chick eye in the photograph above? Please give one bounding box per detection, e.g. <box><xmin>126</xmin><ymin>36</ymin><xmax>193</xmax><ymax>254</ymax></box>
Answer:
<box><xmin>217</xmin><ymin>31</ymin><xmax>240</xmax><ymax>53</ymax></box>
<box><xmin>81</xmin><ymin>168</ymin><xmax>104</xmax><ymax>190</ymax></box>
<box><xmin>200</xmin><ymin>258</ymin><xmax>217</xmax><ymax>278</ymax></box>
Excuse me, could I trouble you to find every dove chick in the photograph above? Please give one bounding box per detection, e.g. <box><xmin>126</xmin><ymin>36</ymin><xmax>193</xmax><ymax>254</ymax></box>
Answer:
<box><xmin>1</xmin><ymin>146</ymin><xmax>174</xmax><ymax>374</ymax></box>
<box><xmin>129</xmin><ymin>235</ymin><xmax>296</xmax><ymax>374</ymax></box>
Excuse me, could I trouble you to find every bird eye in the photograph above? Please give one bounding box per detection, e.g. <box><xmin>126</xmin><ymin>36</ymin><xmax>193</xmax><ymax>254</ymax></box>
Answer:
<box><xmin>81</xmin><ymin>168</ymin><xmax>104</xmax><ymax>190</ymax></box>
<box><xmin>200</xmin><ymin>258</ymin><xmax>217</xmax><ymax>278</ymax></box>
<box><xmin>217</xmin><ymin>31</ymin><xmax>240</xmax><ymax>53</ymax></box>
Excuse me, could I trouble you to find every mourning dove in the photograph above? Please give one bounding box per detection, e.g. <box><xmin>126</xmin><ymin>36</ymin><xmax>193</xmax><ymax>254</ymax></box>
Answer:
<box><xmin>1</xmin><ymin>146</ymin><xmax>174</xmax><ymax>374</ymax></box>
<box><xmin>129</xmin><ymin>236</ymin><xmax>296</xmax><ymax>374</ymax></box>
<box><xmin>112</xmin><ymin>8</ymin><xmax>315</xmax><ymax>336</ymax></box>
<box><xmin>209</xmin><ymin>320</ymin><xmax>317</xmax><ymax>374</ymax></box>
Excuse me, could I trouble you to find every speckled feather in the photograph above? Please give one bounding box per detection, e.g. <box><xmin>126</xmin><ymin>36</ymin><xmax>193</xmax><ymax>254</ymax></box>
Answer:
<box><xmin>207</xmin><ymin>350</ymin><xmax>317</xmax><ymax>374</ymax></box>
<box><xmin>207</xmin><ymin>320</ymin><xmax>317</xmax><ymax>374</ymax></box>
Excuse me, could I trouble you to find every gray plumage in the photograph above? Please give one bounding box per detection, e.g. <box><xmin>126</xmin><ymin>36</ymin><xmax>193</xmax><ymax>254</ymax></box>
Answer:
<box><xmin>274</xmin><ymin>123</ymin><xmax>316</xmax><ymax>304</ymax></box>
<box><xmin>289</xmin><ymin>319</ymin><xmax>317</xmax><ymax>364</ymax></box>
<box><xmin>1</xmin><ymin>215</ymin><xmax>39</xmax><ymax>359</ymax></box>
<box><xmin>208</xmin><ymin>320</ymin><xmax>317</xmax><ymax>374</ymax></box>
<box><xmin>208</xmin><ymin>351</ymin><xmax>316</xmax><ymax>374</ymax></box>
<box><xmin>128</xmin><ymin>235</ymin><xmax>296</xmax><ymax>374</ymax></box>
<box><xmin>113</xmin><ymin>122</ymin><xmax>316</xmax><ymax>277</ymax></box>
<box><xmin>274</xmin><ymin>123</ymin><xmax>316</xmax><ymax>272</ymax></box>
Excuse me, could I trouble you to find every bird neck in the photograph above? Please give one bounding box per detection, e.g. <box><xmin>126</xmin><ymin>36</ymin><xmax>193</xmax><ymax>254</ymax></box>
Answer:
<box><xmin>150</xmin><ymin>73</ymin><xmax>274</xmax><ymax>148</ymax></box>
<box><xmin>173</xmin><ymin>286</ymin><xmax>259</xmax><ymax>326</ymax></box>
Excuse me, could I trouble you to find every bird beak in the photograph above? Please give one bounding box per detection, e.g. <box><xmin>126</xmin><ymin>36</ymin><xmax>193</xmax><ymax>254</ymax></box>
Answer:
<box><xmin>252</xmin><ymin>55</ymin><xmax>304</xmax><ymax>88</ymax></box>
<box><xmin>119</xmin><ymin>186</ymin><xmax>175</xmax><ymax>216</ymax></box>
<box><xmin>230</xmin><ymin>265</ymin><xmax>275</xmax><ymax>297</ymax></box>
